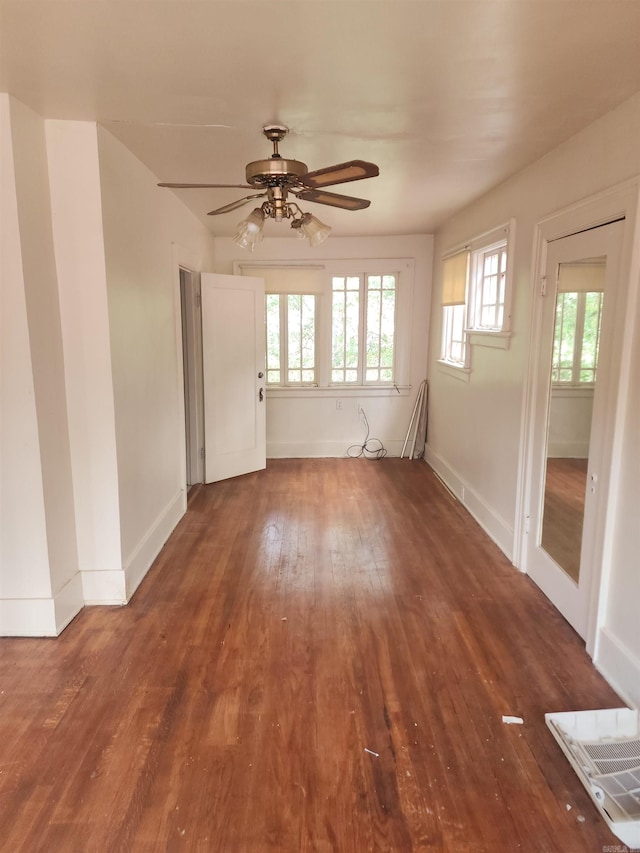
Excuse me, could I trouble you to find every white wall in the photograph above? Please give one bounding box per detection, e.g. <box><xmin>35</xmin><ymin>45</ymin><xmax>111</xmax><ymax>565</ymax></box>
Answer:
<box><xmin>0</xmin><ymin>95</ymin><xmax>54</xmax><ymax>633</ymax></box>
<box><xmin>0</xmin><ymin>97</ymin><xmax>217</xmax><ymax>633</ymax></box>
<box><xmin>548</xmin><ymin>388</ymin><xmax>594</xmax><ymax>458</ymax></box>
<box><xmin>214</xmin><ymin>235</ymin><xmax>433</xmax><ymax>458</ymax></box>
<box><xmin>97</xmin><ymin>126</ymin><xmax>216</xmax><ymax>597</ymax></box>
<box><xmin>46</xmin><ymin>120</ymin><xmax>123</xmax><ymax>604</ymax></box>
<box><xmin>427</xmin><ymin>92</ymin><xmax>640</xmax><ymax>706</ymax></box>
<box><xmin>0</xmin><ymin>96</ymin><xmax>82</xmax><ymax>634</ymax></box>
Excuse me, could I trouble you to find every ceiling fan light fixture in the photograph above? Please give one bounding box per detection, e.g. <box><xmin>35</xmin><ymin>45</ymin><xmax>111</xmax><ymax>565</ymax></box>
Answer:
<box><xmin>159</xmin><ymin>125</ymin><xmax>377</xmax><ymax>248</ymax></box>
<box><xmin>292</xmin><ymin>212</ymin><xmax>332</xmax><ymax>247</ymax></box>
<box><xmin>233</xmin><ymin>207</ymin><xmax>265</xmax><ymax>251</ymax></box>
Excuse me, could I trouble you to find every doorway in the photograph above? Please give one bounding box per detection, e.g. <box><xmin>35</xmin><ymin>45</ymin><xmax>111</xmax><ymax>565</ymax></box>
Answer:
<box><xmin>523</xmin><ymin>219</ymin><xmax>624</xmax><ymax>642</ymax></box>
<box><xmin>179</xmin><ymin>267</ymin><xmax>205</xmax><ymax>488</ymax></box>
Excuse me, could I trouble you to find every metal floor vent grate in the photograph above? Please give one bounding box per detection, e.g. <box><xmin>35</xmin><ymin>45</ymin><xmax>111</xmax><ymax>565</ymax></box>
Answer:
<box><xmin>546</xmin><ymin>707</ymin><xmax>640</xmax><ymax>849</ymax></box>
<box><xmin>579</xmin><ymin>739</ymin><xmax>640</xmax><ymax>776</ymax></box>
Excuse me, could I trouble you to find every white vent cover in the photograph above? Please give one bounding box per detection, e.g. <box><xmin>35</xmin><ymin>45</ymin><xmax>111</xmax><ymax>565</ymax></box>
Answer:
<box><xmin>546</xmin><ymin>707</ymin><xmax>640</xmax><ymax>848</ymax></box>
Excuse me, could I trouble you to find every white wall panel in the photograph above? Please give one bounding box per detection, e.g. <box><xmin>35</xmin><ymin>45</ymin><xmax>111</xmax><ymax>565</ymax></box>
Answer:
<box><xmin>428</xmin><ymin>91</ymin><xmax>640</xmax><ymax>705</ymax></box>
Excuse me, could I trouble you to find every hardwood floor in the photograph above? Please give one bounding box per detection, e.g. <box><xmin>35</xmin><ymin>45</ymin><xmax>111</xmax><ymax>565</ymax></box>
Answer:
<box><xmin>541</xmin><ymin>458</ymin><xmax>588</xmax><ymax>583</ymax></box>
<box><xmin>0</xmin><ymin>459</ymin><xmax>623</xmax><ymax>852</ymax></box>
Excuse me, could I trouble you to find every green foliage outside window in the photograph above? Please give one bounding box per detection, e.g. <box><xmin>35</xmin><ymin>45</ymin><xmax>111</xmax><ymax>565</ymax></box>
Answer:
<box><xmin>552</xmin><ymin>291</ymin><xmax>603</xmax><ymax>384</ymax></box>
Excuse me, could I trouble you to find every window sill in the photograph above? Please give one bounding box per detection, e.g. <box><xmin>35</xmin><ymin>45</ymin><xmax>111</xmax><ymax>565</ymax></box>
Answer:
<box><xmin>436</xmin><ymin>360</ymin><xmax>471</xmax><ymax>383</ymax></box>
<box><xmin>266</xmin><ymin>385</ymin><xmax>410</xmax><ymax>399</ymax></box>
<box><xmin>466</xmin><ymin>330</ymin><xmax>511</xmax><ymax>350</ymax></box>
<box><xmin>551</xmin><ymin>384</ymin><xmax>595</xmax><ymax>398</ymax></box>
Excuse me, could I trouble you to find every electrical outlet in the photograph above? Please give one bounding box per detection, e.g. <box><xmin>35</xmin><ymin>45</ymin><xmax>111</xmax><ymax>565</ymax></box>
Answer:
<box><xmin>336</xmin><ymin>399</ymin><xmax>343</xmax><ymax>410</ymax></box>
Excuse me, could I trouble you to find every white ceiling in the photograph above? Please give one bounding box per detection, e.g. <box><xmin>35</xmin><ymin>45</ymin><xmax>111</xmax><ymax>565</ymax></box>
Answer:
<box><xmin>2</xmin><ymin>1</ymin><xmax>640</xmax><ymax>238</ymax></box>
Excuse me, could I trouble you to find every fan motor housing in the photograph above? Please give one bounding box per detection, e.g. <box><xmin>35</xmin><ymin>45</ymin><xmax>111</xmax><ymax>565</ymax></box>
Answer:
<box><xmin>245</xmin><ymin>158</ymin><xmax>308</xmax><ymax>187</ymax></box>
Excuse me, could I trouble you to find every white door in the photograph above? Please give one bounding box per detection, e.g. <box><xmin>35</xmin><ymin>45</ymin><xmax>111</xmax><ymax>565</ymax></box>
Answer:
<box><xmin>201</xmin><ymin>273</ymin><xmax>266</xmax><ymax>483</ymax></box>
<box><xmin>525</xmin><ymin>220</ymin><xmax>623</xmax><ymax>639</ymax></box>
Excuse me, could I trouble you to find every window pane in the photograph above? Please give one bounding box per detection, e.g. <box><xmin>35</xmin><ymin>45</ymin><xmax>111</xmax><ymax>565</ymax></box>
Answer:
<box><xmin>473</xmin><ymin>244</ymin><xmax>507</xmax><ymax>331</ymax></box>
<box><xmin>288</xmin><ymin>295</ymin><xmax>301</xmax><ymax>370</ymax></box>
<box><xmin>365</xmin><ymin>273</ymin><xmax>396</xmax><ymax>382</ymax></box>
<box><xmin>442</xmin><ymin>303</ymin><xmax>467</xmax><ymax>365</ymax></box>
<box><xmin>266</xmin><ymin>292</ymin><xmax>316</xmax><ymax>387</ymax></box>
<box><xmin>581</xmin><ymin>291</ymin><xmax>602</xmax><ymax>377</ymax></box>
<box><xmin>552</xmin><ymin>292</ymin><xmax>577</xmax><ymax>382</ymax></box>
<box><xmin>366</xmin><ymin>289</ymin><xmax>381</xmax><ymax>365</ymax></box>
<box><xmin>287</xmin><ymin>294</ymin><xmax>315</xmax><ymax>384</ymax></box>
<box><xmin>332</xmin><ymin>275</ymin><xmax>360</xmax><ymax>382</ymax></box>
<box><xmin>300</xmin><ymin>295</ymin><xmax>315</xmax><ymax>370</ymax></box>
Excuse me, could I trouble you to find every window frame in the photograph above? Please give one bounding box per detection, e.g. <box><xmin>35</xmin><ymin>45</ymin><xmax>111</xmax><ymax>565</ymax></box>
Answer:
<box><xmin>438</xmin><ymin>220</ymin><xmax>515</xmax><ymax>380</ymax></box>
<box><xmin>330</xmin><ymin>271</ymin><xmax>398</xmax><ymax>386</ymax></box>
<box><xmin>265</xmin><ymin>292</ymin><xmax>318</xmax><ymax>387</ymax></box>
<box><xmin>551</xmin><ymin>289</ymin><xmax>604</xmax><ymax>386</ymax></box>
<box><xmin>235</xmin><ymin>259</ymin><xmax>414</xmax><ymax>398</ymax></box>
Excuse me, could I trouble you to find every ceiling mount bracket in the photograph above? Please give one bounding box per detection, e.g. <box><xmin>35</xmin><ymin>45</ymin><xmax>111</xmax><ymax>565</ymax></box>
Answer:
<box><xmin>262</xmin><ymin>124</ymin><xmax>289</xmax><ymax>158</ymax></box>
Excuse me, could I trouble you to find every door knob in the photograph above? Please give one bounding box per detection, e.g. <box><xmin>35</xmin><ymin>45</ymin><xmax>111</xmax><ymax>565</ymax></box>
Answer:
<box><xmin>258</xmin><ymin>371</ymin><xmax>264</xmax><ymax>378</ymax></box>
<box><xmin>259</xmin><ymin>387</ymin><xmax>264</xmax><ymax>402</ymax></box>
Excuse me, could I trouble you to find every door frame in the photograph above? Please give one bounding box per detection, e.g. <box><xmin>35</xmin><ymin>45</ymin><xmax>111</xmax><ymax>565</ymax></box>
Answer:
<box><xmin>515</xmin><ymin>178</ymin><xmax>639</xmax><ymax>656</ymax></box>
<box><xmin>172</xmin><ymin>244</ymin><xmax>205</xmax><ymax>504</ymax></box>
<box><xmin>179</xmin><ymin>267</ymin><xmax>205</xmax><ymax>487</ymax></box>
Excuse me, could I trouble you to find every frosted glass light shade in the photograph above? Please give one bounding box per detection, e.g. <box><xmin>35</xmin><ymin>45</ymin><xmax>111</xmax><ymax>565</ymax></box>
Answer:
<box><xmin>233</xmin><ymin>208</ymin><xmax>265</xmax><ymax>251</ymax></box>
<box><xmin>297</xmin><ymin>212</ymin><xmax>331</xmax><ymax>246</ymax></box>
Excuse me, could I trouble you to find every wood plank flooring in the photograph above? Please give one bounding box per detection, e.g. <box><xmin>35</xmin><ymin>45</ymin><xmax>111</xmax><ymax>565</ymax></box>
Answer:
<box><xmin>541</xmin><ymin>458</ymin><xmax>588</xmax><ymax>582</ymax></box>
<box><xmin>0</xmin><ymin>459</ymin><xmax>624</xmax><ymax>851</ymax></box>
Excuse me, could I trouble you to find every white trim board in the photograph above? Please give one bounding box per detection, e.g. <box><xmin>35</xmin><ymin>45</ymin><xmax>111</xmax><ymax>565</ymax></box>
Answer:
<box><xmin>81</xmin><ymin>569</ymin><xmax>127</xmax><ymax>605</ymax></box>
<box><xmin>595</xmin><ymin>626</ymin><xmax>640</xmax><ymax>710</ymax></box>
<box><xmin>424</xmin><ymin>445</ymin><xmax>514</xmax><ymax>560</ymax></box>
<box><xmin>267</xmin><ymin>439</ymin><xmax>406</xmax><ymax>459</ymax></box>
<box><xmin>0</xmin><ymin>572</ymin><xmax>84</xmax><ymax>637</ymax></box>
<box><xmin>53</xmin><ymin>570</ymin><xmax>84</xmax><ymax>634</ymax></box>
<box><xmin>0</xmin><ymin>598</ymin><xmax>57</xmax><ymax>637</ymax></box>
<box><xmin>122</xmin><ymin>489</ymin><xmax>186</xmax><ymax>601</ymax></box>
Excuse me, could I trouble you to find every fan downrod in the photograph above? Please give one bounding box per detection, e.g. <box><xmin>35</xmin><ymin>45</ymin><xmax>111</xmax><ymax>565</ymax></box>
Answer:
<box><xmin>262</xmin><ymin>124</ymin><xmax>289</xmax><ymax>158</ymax></box>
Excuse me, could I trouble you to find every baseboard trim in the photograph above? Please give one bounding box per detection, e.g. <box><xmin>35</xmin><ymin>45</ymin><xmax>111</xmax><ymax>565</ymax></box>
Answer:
<box><xmin>267</xmin><ymin>439</ymin><xmax>405</xmax><ymax>458</ymax></box>
<box><xmin>122</xmin><ymin>489</ymin><xmax>185</xmax><ymax>601</ymax></box>
<box><xmin>424</xmin><ymin>444</ymin><xmax>514</xmax><ymax>560</ymax></box>
<box><xmin>595</xmin><ymin>626</ymin><xmax>640</xmax><ymax>709</ymax></box>
<box><xmin>53</xmin><ymin>571</ymin><xmax>84</xmax><ymax>633</ymax></box>
<box><xmin>0</xmin><ymin>597</ymin><xmax>57</xmax><ymax>637</ymax></box>
<box><xmin>81</xmin><ymin>569</ymin><xmax>127</xmax><ymax>605</ymax></box>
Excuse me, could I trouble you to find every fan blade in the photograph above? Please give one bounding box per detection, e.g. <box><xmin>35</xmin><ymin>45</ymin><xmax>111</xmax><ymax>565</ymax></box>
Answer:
<box><xmin>158</xmin><ymin>182</ymin><xmax>252</xmax><ymax>189</ymax></box>
<box><xmin>299</xmin><ymin>160</ymin><xmax>379</xmax><ymax>189</ymax></box>
<box><xmin>207</xmin><ymin>193</ymin><xmax>266</xmax><ymax>215</ymax></box>
<box><xmin>295</xmin><ymin>189</ymin><xmax>371</xmax><ymax>210</ymax></box>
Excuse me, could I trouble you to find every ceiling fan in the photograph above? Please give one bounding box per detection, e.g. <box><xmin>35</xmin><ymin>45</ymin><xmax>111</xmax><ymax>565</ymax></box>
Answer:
<box><xmin>158</xmin><ymin>124</ymin><xmax>379</xmax><ymax>248</ymax></box>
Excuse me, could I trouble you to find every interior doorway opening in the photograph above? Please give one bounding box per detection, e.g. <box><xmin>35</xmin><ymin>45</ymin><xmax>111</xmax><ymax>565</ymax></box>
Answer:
<box><xmin>179</xmin><ymin>267</ymin><xmax>205</xmax><ymax>488</ymax></box>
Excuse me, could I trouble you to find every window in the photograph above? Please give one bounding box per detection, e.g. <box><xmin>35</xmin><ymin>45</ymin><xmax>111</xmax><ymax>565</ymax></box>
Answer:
<box><xmin>440</xmin><ymin>250</ymin><xmax>469</xmax><ymax>367</ymax></box>
<box><xmin>441</xmin><ymin>304</ymin><xmax>467</xmax><ymax>365</ymax></box>
<box><xmin>266</xmin><ymin>293</ymin><xmax>317</xmax><ymax>385</ymax></box>
<box><xmin>237</xmin><ymin>259</ymin><xmax>413</xmax><ymax>394</ymax></box>
<box><xmin>439</xmin><ymin>221</ymin><xmax>514</xmax><ymax>374</ymax></box>
<box><xmin>552</xmin><ymin>291</ymin><xmax>603</xmax><ymax>384</ymax></box>
<box><xmin>470</xmin><ymin>243</ymin><xmax>508</xmax><ymax>331</ymax></box>
<box><xmin>331</xmin><ymin>273</ymin><xmax>397</xmax><ymax>384</ymax></box>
